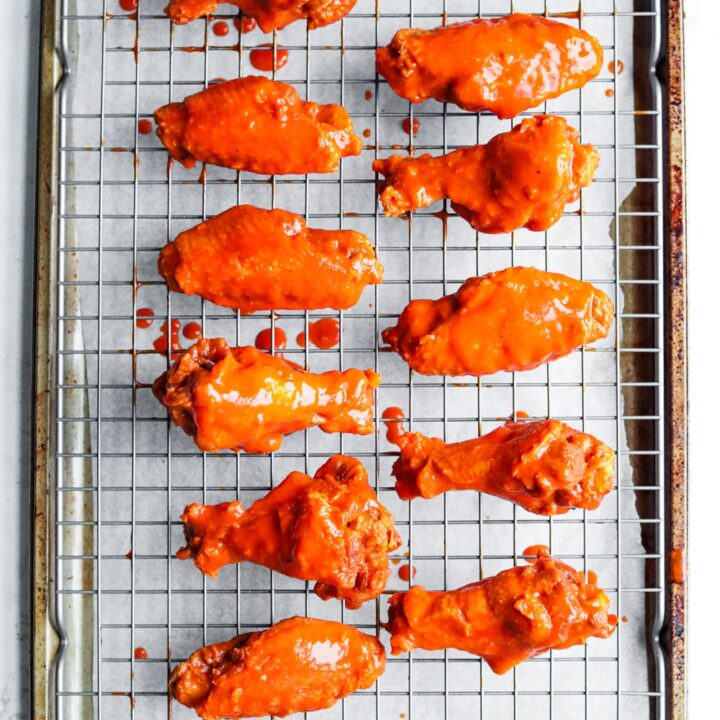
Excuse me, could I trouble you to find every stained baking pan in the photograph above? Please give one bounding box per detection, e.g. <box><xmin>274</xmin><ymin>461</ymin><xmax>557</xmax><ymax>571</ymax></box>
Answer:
<box><xmin>33</xmin><ymin>1</ymin><xmax>686</xmax><ymax>718</ymax></box>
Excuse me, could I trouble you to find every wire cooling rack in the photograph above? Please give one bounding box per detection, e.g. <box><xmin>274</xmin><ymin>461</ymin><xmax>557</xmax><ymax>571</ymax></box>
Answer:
<box><xmin>45</xmin><ymin>0</ymin><xmax>667</xmax><ymax>718</ymax></box>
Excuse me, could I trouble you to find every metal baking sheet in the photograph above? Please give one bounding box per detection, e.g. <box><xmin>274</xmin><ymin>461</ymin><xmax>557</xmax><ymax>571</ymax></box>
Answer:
<box><xmin>33</xmin><ymin>1</ymin><xmax>684</xmax><ymax>718</ymax></box>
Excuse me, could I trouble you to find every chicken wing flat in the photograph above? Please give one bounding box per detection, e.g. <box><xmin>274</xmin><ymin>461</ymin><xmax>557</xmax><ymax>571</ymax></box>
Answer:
<box><xmin>159</xmin><ymin>205</ymin><xmax>383</xmax><ymax>312</ymax></box>
<box><xmin>388</xmin><ymin>418</ymin><xmax>614</xmax><ymax>514</ymax></box>
<box><xmin>152</xmin><ymin>338</ymin><xmax>379</xmax><ymax>453</ymax></box>
<box><xmin>170</xmin><ymin>616</ymin><xmax>385</xmax><ymax>719</ymax></box>
<box><xmin>381</xmin><ymin>266</ymin><xmax>613</xmax><ymax>376</ymax></box>
<box><xmin>377</xmin><ymin>14</ymin><xmax>603</xmax><ymax>118</ymax></box>
<box><xmin>155</xmin><ymin>76</ymin><xmax>362</xmax><ymax>174</ymax></box>
<box><xmin>165</xmin><ymin>0</ymin><xmax>357</xmax><ymax>32</ymax></box>
<box><xmin>385</xmin><ymin>550</ymin><xmax>616</xmax><ymax>674</ymax></box>
<box><xmin>178</xmin><ymin>455</ymin><xmax>401</xmax><ymax>608</ymax></box>
<box><xmin>373</xmin><ymin>115</ymin><xmax>598</xmax><ymax>233</ymax></box>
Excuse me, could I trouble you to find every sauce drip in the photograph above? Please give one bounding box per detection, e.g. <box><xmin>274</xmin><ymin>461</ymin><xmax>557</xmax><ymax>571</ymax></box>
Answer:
<box><xmin>153</xmin><ymin>319</ymin><xmax>182</xmax><ymax>354</ymax></box>
<box><xmin>608</xmin><ymin>60</ymin><xmax>624</xmax><ymax>75</ymax></box>
<box><xmin>515</xmin><ymin>410</ymin><xmax>529</xmax><ymax>419</ymax></box>
<box><xmin>296</xmin><ymin>318</ymin><xmax>340</xmax><ymax>349</ymax></box>
<box><xmin>362</xmin><ymin>129</ymin><xmax>372</xmax><ymax>138</ymax></box>
<box><xmin>605</xmin><ymin>88</ymin><xmax>614</xmax><ymax>97</ymax></box>
<box><xmin>255</xmin><ymin>327</ymin><xmax>287</xmax><ymax>352</ymax></box>
<box><xmin>364</xmin><ymin>90</ymin><xmax>373</xmax><ymax>101</ymax></box>
<box><xmin>670</xmin><ymin>548</ymin><xmax>685</xmax><ymax>583</ymax></box>
<box><xmin>522</xmin><ymin>545</ymin><xmax>550</xmax><ymax>562</ymax></box>
<box><xmin>125</xmin><ymin>549</ymin><xmax>133</xmax><ymax>559</ymax></box>
<box><xmin>250</xmin><ymin>44</ymin><xmax>289</xmax><ymax>72</ymax></box>
<box><xmin>398</xmin><ymin>564</ymin><xmax>416</xmax><ymax>581</ymax></box>
<box><xmin>402</xmin><ymin>117</ymin><xmax>420</xmax><ymax>136</ymax></box>
<box><xmin>382</xmin><ymin>406</ymin><xmax>406</xmax><ymax>445</ymax></box>
<box><xmin>134</xmin><ymin>646</ymin><xmax>149</xmax><ymax>660</ymax></box>
<box><xmin>119</xmin><ymin>0</ymin><xmax>138</xmax><ymax>11</ymax></box>
<box><xmin>587</xmin><ymin>570</ymin><xmax>598</xmax><ymax>585</ymax></box>
<box><xmin>182</xmin><ymin>322</ymin><xmax>202</xmax><ymax>340</ymax></box>
<box><xmin>234</xmin><ymin>16</ymin><xmax>257</xmax><ymax>33</ymax></box>
<box><xmin>138</xmin><ymin>118</ymin><xmax>152</xmax><ymax>135</ymax></box>
<box><xmin>213</xmin><ymin>21</ymin><xmax>230</xmax><ymax>37</ymax></box>
<box><xmin>135</xmin><ymin>307</ymin><xmax>154</xmax><ymax>329</ymax></box>
<box><xmin>209</xmin><ymin>77</ymin><xmax>227</xmax><ymax>85</ymax></box>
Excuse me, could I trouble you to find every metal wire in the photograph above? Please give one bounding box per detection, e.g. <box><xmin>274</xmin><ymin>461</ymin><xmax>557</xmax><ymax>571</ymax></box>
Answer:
<box><xmin>52</xmin><ymin>1</ymin><xmax>666</xmax><ymax>718</ymax></box>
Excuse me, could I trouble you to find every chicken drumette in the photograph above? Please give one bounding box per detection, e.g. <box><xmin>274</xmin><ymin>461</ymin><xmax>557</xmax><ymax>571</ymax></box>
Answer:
<box><xmin>152</xmin><ymin>338</ymin><xmax>379</xmax><ymax>453</ymax></box>
<box><xmin>386</xmin><ymin>417</ymin><xmax>614</xmax><ymax>514</ymax></box>
<box><xmin>382</xmin><ymin>266</ymin><xmax>613</xmax><ymax>376</ymax></box>
<box><xmin>170</xmin><ymin>616</ymin><xmax>385</xmax><ymax>719</ymax></box>
<box><xmin>377</xmin><ymin>14</ymin><xmax>603</xmax><ymax>118</ymax></box>
<box><xmin>373</xmin><ymin>115</ymin><xmax>598</xmax><ymax>234</ymax></box>
<box><xmin>385</xmin><ymin>549</ymin><xmax>617</xmax><ymax>674</ymax></box>
<box><xmin>155</xmin><ymin>76</ymin><xmax>362</xmax><ymax>174</ymax></box>
<box><xmin>159</xmin><ymin>205</ymin><xmax>383</xmax><ymax>312</ymax></box>
<box><xmin>165</xmin><ymin>0</ymin><xmax>357</xmax><ymax>32</ymax></box>
<box><xmin>178</xmin><ymin>455</ymin><xmax>401</xmax><ymax>608</ymax></box>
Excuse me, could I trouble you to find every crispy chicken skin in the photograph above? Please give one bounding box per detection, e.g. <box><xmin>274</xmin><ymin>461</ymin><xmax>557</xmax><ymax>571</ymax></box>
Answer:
<box><xmin>373</xmin><ymin>115</ymin><xmax>598</xmax><ymax>233</ymax></box>
<box><xmin>388</xmin><ymin>419</ymin><xmax>615</xmax><ymax>514</ymax></box>
<box><xmin>152</xmin><ymin>338</ymin><xmax>379</xmax><ymax>453</ymax></box>
<box><xmin>165</xmin><ymin>0</ymin><xmax>357</xmax><ymax>32</ymax></box>
<box><xmin>377</xmin><ymin>14</ymin><xmax>603</xmax><ymax>118</ymax></box>
<box><xmin>381</xmin><ymin>266</ymin><xmax>613</xmax><ymax>377</ymax></box>
<box><xmin>154</xmin><ymin>76</ymin><xmax>362</xmax><ymax>174</ymax></box>
<box><xmin>169</xmin><ymin>616</ymin><xmax>385</xmax><ymax>719</ymax></box>
<box><xmin>385</xmin><ymin>551</ymin><xmax>617</xmax><ymax>674</ymax></box>
<box><xmin>159</xmin><ymin>205</ymin><xmax>383</xmax><ymax>312</ymax></box>
<box><xmin>178</xmin><ymin>455</ymin><xmax>401</xmax><ymax>608</ymax></box>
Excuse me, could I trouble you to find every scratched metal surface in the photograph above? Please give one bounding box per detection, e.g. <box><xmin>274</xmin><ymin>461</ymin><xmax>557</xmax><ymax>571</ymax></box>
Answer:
<box><xmin>48</xmin><ymin>0</ymin><xmax>665</xmax><ymax>718</ymax></box>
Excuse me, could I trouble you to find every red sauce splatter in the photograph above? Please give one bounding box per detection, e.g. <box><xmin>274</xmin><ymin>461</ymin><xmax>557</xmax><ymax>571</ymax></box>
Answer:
<box><xmin>398</xmin><ymin>564</ymin><xmax>416</xmax><ymax>582</ymax></box>
<box><xmin>234</xmin><ymin>16</ymin><xmax>257</xmax><ymax>33</ymax></box>
<box><xmin>255</xmin><ymin>327</ymin><xmax>287</xmax><ymax>352</ymax></box>
<box><xmin>608</xmin><ymin>60</ymin><xmax>624</xmax><ymax>75</ymax></box>
<box><xmin>608</xmin><ymin>614</ymin><xmax>619</xmax><ymax>626</ymax></box>
<box><xmin>364</xmin><ymin>90</ymin><xmax>373</xmax><ymax>101</ymax></box>
<box><xmin>153</xmin><ymin>319</ymin><xmax>182</xmax><ymax>354</ymax></box>
<box><xmin>362</xmin><ymin>129</ymin><xmax>372</xmax><ymax>138</ymax></box>
<box><xmin>402</xmin><ymin>117</ymin><xmax>420</xmax><ymax>136</ymax></box>
<box><xmin>296</xmin><ymin>318</ymin><xmax>340</xmax><ymax>349</ymax></box>
<box><xmin>125</xmin><ymin>549</ymin><xmax>133</xmax><ymax>560</ymax></box>
<box><xmin>670</xmin><ymin>548</ymin><xmax>685</xmax><ymax>583</ymax></box>
<box><xmin>138</xmin><ymin>118</ymin><xmax>152</xmax><ymax>135</ymax></box>
<box><xmin>515</xmin><ymin>410</ymin><xmax>529</xmax><ymax>419</ymax></box>
<box><xmin>587</xmin><ymin>570</ymin><xmax>598</xmax><ymax>585</ymax></box>
<box><xmin>621</xmin><ymin>615</ymin><xmax>628</xmax><ymax>623</ymax></box>
<box><xmin>197</xmin><ymin>165</ymin><xmax>207</xmax><ymax>184</ymax></box>
<box><xmin>182</xmin><ymin>322</ymin><xmax>202</xmax><ymax>340</ymax></box>
<box><xmin>382</xmin><ymin>406</ymin><xmax>406</xmax><ymax>445</ymax></box>
<box><xmin>134</xmin><ymin>646</ymin><xmax>149</xmax><ymax>660</ymax></box>
<box><xmin>522</xmin><ymin>545</ymin><xmax>550</xmax><ymax>563</ymax></box>
<box><xmin>605</xmin><ymin>88</ymin><xmax>614</xmax><ymax>97</ymax></box>
<box><xmin>213</xmin><ymin>21</ymin><xmax>229</xmax><ymax>37</ymax></box>
<box><xmin>119</xmin><ymin>0</ymin><xmax>138</xmax><ymax>11</ymax></box>
<box><xmin>135</xmin><ymin>307</ymin><xmax>154</xmax><ymax>329</ymax></box>
<box><xmin>250</xmin><ymin>44</ymin><xmax>289</xmax><ymax>72</ymax></box>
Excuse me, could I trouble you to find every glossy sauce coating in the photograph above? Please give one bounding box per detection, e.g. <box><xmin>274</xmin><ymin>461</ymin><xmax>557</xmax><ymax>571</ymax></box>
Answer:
<box><xmin>381</xmin><ymin>266</ymin><xmax>613</xmax><ymax>376</ymax></box>
<box><xmin>154</xmin><ymin>76</ymin><xmax>362</xmax><ymax>174</ymax></box>
<box><xmin>386</xmin><ymin>552</ymin><xmax>616</xmax><ymax>674</ymax></box>
<box><xmin>389</xmin><ymin>418</ymin><xmax>615</xmax><ymax>514</ymax></box>
<box><xmin>250</xmin><ymin>44</ymin><xmax>289</xmax><ymax>72</ymax></box>
<box><xmin>178</xmin><ymin>455</ymin><xmax>401</xmax><ymax>607</ymax></box>
<box><xmin>164</xmin><ymin>0</ymin><xmax>357</xmax><ymax>32</ymax></box>
<box><xmin>169</xmin><ymin>617</ymin><xmax>385</xmax><ymax>718</ymax></box>
<box><xmin>373</xmin><ymin>115</ymin><xmax>599</xmax><ymax>233</ymax></box>
<box><xmin>159</xmin><ymin>205</ymin><xmax>383</xmax><ymax>311</ymax></box>
<box><xmin>254</xmin><ymin>326</ymin><xmax>287</xmax><ymax>351</ymax></box>
<box><xmin>152</xmin><ymin>338</ymin><xmax>380</xmax><ymax>453</ymax></box>
<box><xmin>377</xmin><ymin>14</ymin><xmax>603</xmax><ymax>118</ymax></box>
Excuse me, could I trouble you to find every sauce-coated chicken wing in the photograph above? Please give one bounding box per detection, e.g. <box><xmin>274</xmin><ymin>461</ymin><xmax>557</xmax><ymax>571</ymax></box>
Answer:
<box><xmin>170</xmin><ymin>616</ymin><xmax>385</xmax><ymax>718</ymax></box>
<box><xmin>385</xmin><ymin>550</ymin><xmax>616</xmax><ymax>674</ymax></box>
<box><xmin>373</xmin><ymin>115</ymin><xmax>598</xmax><ymax>233</ymax></box>
<box><xmin>381</xmin><ymin>266</ymin><xmax>613</xmax><ymax>376</ymax></box>
<box><xmin>165</xmin><ymin>0</ymin><xmax>357</xmax><ymax>32</ymax></box>
<box><xmin>159</xmin><ymin>205</ymin><xmax>383</xmax><ymax>312</ymax></box>
<box><xmin>377</xmin><ymin>14</ymin><xmax>603</xmax><ymax>117</ymax></box>
<box><xmin>178</xmin><ymin>455</ymin><xmax>401</xmax><ymax>608</ymax></box>
<box><xmin>387</xmin><ymin>418</ymin><xmax>614</xmax><ymax>514</ymax></box>
<box><xmin>155</xmin><ymin>76</ymin><xmax>362</xmax><ymax>174</ymax></box>
<box><xmin>152</xmin><ymin>338</ymin><xmax>379</xmax><ymax>453</ymax></box>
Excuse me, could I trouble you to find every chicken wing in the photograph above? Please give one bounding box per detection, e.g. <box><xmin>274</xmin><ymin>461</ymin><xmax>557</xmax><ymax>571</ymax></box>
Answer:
<box><xmin>159</xmin><ymin>205</ymin><xmax>383</xmax><ymax>312</ymax></box>
<box><xmin>381</xmin><ymin>266</ymin><xmax>613</xmax><ymax>376</ymax></box>
<box><xmin>155</xmin><ymin>76</ymin><xmax>362</xmax><ymax>174</ymax></box>
<box><xmin>152</xmin><ymin>338</ymin><xmax>379</xmax><ymax>453</ymax></box>
<box><xmin>377</xmin><ymin>14</ymin><xmax>603</xmax><ymax>118</ymax></box>
<box><xmin>165</xmin><ymin>0</ymin><xmax>357</xmax><ymax>32</ymax></box>
<box><xmin>170</xmin><ymin>616</ymin><xmax>385</xmax><ymax>719</ymax></box>
<box><xmin>373</xmin><ymin>115</ymin><xmax>598</xmax><ymax>234</ymax></box>
<box><xmin>386</xmin><ymin>418</ymin><xmax>614</xmax><ymax>514</ymax></box>
<box><xmin>178</xmin><ymin>455</ymin><xmax>401</xmax><ymax>607</ymax></box>
<box><xmin>385</xmin><ymin>550</ymin><xmax>617</xmax><ymax>674</ymax></box>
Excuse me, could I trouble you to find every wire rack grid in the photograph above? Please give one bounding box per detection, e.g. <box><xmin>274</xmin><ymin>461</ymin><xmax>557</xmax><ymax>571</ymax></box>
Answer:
<box><xmin>50</xmin><ymin>0</ymin><xmax>666</xmax><ymax>718</ymax></box>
